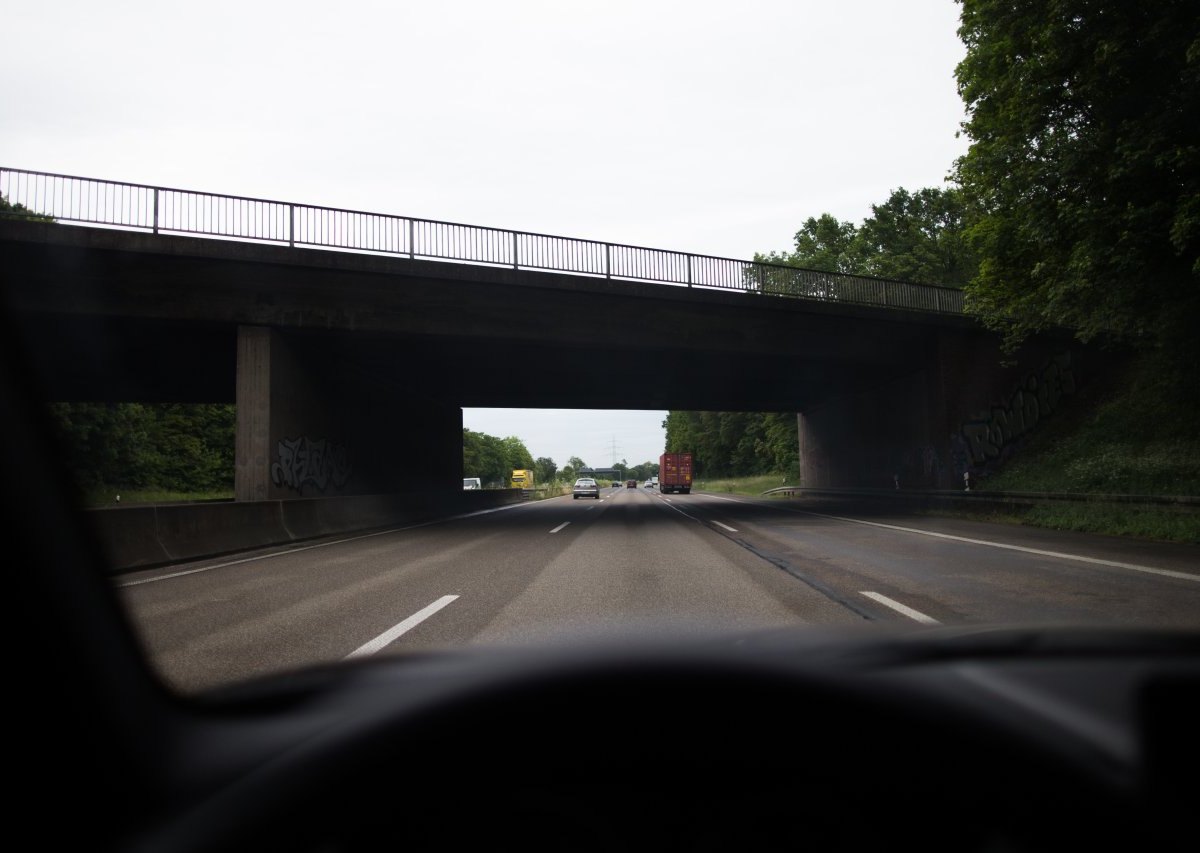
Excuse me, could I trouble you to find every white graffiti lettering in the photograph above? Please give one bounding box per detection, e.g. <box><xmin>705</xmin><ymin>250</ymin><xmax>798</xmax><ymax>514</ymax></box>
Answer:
<box><xmin>270</xmin><ymin>436</ymin><xmax>353</xmax><ymax>493</ymax></box>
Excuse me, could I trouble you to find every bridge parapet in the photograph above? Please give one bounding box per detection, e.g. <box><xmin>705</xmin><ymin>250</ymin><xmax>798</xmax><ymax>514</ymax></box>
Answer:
<box><xmin>1</xmin><ymin>166</ymin><xmax>963</xmax><ymax>315</ymax></box>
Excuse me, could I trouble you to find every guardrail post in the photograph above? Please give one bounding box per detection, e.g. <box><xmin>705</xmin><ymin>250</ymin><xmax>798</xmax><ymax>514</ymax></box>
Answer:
<box><xmin>935</xmin><ymin>289</ymin><xmax>942</xmax><ymax>313</ymax></box>
<box><xmin>288</xmin><ymin>204</ymin><xmax>295</xmax><ymax>247</ymax></box>
<box><xmin>152</xmin><ymin>188</ymin><xmax>159</xmax><ymax>234</ymax></box>
<box><xmin>686</xmin><ymin>254</ymin><xmax>692</xmax><ymax>288</ymax></box>
<box><xmin>605</xmin><ymin>244</ymin><xmax>611</xmax><ymax>279</ymax></box>
<box><xmin>408</xmin><ymin>219</ymin><xmax>415</xmax><ymax>259</ymax></box>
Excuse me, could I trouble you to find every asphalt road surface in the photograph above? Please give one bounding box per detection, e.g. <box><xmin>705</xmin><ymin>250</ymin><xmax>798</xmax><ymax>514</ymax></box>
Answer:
<box><xmin>116</xmin><ymin>488</ymin><xmax>1200</xmax><ymax>693</ymax></box>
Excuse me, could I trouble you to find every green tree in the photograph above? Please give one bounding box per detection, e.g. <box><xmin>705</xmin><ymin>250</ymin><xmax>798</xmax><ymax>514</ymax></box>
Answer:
<box><xmin>501</xmin><ymin>436</ymin><xmax>535</xmax><ymax>472</ymax></box>
<box><xmin>48</xmin><ymin>402</ymin><xmax>235</xmax><ymax>493</ymax></box>
<box><xmin>562</xmin><ymin>456</ymin><xmax>587</xmax><ymax>482</ymax></box>
<box><xmin>756</xmin><ymin>213</ymin><xmax>863</xmax><ymax>274</ymax></box>
<box><xmin>0</xmin><ymin>193</ymin><xmax>54</xmax><ymax>222</ymax></box>
<box><xmin>953</xmin><ymin>0</ymin><xmax>1200</xmax><ymax>352</ymax></box>
<box><xmin>664</xmin><ymin>411</ymin><xmax>797</xmax><ymax>478</ymax></box>
<box><xmin>463</xmin><ymin>429</ymin><xmax>508</xmax><ymax>487</ymax></box>
<box><xmin>856</xmin><ymin>187</ymin><xmax>977</xmax><ymax>286</ymax></box>
<box><xmin>752</xmin><ymin>191</ymin><xmax>975</xmax><ymax>297</ymax></box>
<box><xmin>627</xmin><ymin>461</ymin><xmax>659</xmax><ymax>481</ymax></box>
<box><xmin>534</xmin><ymin>456</ymin><xmax>558</xmax><ymax>485</ymax></box>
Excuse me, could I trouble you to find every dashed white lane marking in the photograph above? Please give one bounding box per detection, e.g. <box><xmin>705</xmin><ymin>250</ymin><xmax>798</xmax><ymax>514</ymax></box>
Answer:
<box><xmin>860</xmin><ymin>591</ymin><xmax>940</xmax><ymax>624</ymax></box>
<box><xmin>550</xmin><ymin>521</ymin><xmax>571</xmax><ymax>534</ymax></box>
<box><xmin>796</xmin><ymin>510</ymin><xmax>1200</xmax><ymax>583</ymax></box>
<box><xmin>712</xmin><ymin>521</ymin><xmax>739</xmax><ymax>533</ymax></box>
<box><xmin>345</xmin><ymin>595</ymin><xmax>459</xmax><ymax>659</ymax></box>
<box><xmin>117</xmin><ymin>501</ymin><xmax>538</xmax><ymax>588</ymax></box>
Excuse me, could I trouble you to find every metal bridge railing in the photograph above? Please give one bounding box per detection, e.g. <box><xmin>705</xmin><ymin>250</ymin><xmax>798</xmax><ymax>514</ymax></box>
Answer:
<box><xmin>0</xmin><ymin>167</ymin><xmax>964</xmax><ymax>314</ymax></box>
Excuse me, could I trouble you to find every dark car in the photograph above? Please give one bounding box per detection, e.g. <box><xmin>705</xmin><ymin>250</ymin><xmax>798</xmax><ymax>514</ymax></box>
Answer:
<box><xmin>625</xmin><ymin>479</ymin><xmax>636</xmax><ymax>488</ymax></box>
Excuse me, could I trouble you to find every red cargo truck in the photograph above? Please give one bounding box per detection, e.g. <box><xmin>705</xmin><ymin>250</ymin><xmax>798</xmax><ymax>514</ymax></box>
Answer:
<box><xmin>658</xmin><ymin>452</ymin><xmax>693</xmax><ymax>494</ymax></box>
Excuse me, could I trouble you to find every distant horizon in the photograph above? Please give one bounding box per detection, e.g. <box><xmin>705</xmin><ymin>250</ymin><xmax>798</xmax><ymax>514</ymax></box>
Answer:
<box><xmin>463</xmin><ymin>408</ymin><xmax>668</xmax><ymax>470</ymax></box>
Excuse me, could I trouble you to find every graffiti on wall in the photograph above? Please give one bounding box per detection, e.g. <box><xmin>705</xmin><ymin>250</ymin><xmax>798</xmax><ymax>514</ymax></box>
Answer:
<box><xmin>270</xmin><ymin>436</ymin><xmax>353</xmax><ymax>494</ymax></box>
<box><xmin>958</xmin><ymin>352</ymin><xmax>1076</xmax><ymax>466</ymax></box>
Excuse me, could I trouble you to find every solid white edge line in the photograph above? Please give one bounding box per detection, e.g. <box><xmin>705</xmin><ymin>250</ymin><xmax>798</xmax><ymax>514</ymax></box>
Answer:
<box><xmin>345</xmin><ymin>594</ymin><xmax>459</xmax><ymax>659</ymax></box>
<box><xmin>713</xmin><ymin>521</ymin><xmax>738</xmax><ymax>532</ymax></box>
<box><xmin>658</xmin><ymin>500</ymin><xmax>703</xmax><ymax>524</ymax></box>
<box><xmin>860</xmin><ymin>591</ymin><xmax>940</xmax><ymax>624</ymax></box>
<box><xmin>796</xmin><ymin>509</ymin><xmax>1200</xmax><ymax>583</ymax></box>
<box><xmin>550</xmin><ymin>521</ymin><xmax>571</xmax><ymax>534</ymax></box>
<box><xmin>678</xmin><ymin>491</ymin><xmax>1193</xmax><ymax>583</ymax></box>
<box><xmin>117</xmin><ymin>500</ymin><xmax>540</xmax><ymax>588</ymax></box>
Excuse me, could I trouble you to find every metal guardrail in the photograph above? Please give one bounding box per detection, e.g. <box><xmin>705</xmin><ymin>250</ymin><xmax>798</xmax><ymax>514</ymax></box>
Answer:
<box><xmin>761</xmin><ymin>486</ymin><xmax>1200</xmax><ymax>507</ymax></box>
<box><xmin>0</xmin><ymin>167</ymin><xmax>965</xmax><ymax>314</ymax></box>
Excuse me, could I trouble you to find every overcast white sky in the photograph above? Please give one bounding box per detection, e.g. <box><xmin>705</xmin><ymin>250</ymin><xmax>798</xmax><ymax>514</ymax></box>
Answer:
<box><xmin>2</xmin><ymin>0</ymin><xmax>970</xmax><ymax>468</ymax></box>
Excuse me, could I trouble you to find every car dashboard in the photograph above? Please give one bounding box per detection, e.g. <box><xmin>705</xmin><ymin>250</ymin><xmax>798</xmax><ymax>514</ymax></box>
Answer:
<box><xmin>120</xmin><ymin>628</ymin><xmax>1198</xmax><ymax>852</ymax></box>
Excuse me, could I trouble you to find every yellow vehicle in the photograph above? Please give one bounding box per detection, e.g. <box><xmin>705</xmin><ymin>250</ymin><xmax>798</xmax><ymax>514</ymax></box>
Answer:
<box><xmin>510</xmin><ymin>469</ymin><xmax>535</xmax><ymax>490</ymax></box>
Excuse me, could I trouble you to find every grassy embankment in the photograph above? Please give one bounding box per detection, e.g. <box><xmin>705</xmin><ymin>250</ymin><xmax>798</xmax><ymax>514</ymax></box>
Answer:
<box><xmin>968</xmin><ymin>350</ymin><xmax>1200</xmax><ymax>542</ymax></box>
<box><xmin>84</xmin><ymin>488</ymin><xmax>233</xmax><ymax>507</ymax></box>
<box><xmin>693</xmin><ymin>474</ymin><xmax>796</xmax><ymax>496</ymax></box>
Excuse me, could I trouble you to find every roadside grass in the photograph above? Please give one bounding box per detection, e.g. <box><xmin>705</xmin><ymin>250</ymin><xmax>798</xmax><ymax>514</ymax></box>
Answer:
<box><xmin>921</xmin><ymin>504</ymin><xmax>1200</xmax><ymax>545</ymax></box>
<box><xmin>693</xmin><ymin>474</ymin><xmax>795</xmax><ymax>496</ymax></box>
<box><xmin>83</xmin><ymin>487</ymin><xmax>233</xmax><ymax>507</ymax></box>
<box><xmin>1017</xmin><ymin>504</ymin><xmax>1200</xmax><ymax>543</ymax></box>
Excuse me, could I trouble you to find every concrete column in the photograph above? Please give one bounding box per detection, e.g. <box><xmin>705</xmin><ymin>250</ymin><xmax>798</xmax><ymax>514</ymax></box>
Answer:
<box><xmin>235</xmin><ymin>325</ymin><xmax>465</xmax><ymax>502</ymax></box>
<box><xmin>797</xmin><ymin>411</ymin><xmax>826</xmax><ymax>488</ymax></box>
<box><xmin>235</xmin><ymin>326</ymin><xmax>273</xmax><ymax>501</ymax></box>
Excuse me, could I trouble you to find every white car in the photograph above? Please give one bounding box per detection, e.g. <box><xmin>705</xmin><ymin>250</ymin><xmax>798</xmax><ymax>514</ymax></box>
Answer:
<box><xmin>572</xmin><ymin>478</ymin><xmax>600</xmax><ymax>499</ymax></box>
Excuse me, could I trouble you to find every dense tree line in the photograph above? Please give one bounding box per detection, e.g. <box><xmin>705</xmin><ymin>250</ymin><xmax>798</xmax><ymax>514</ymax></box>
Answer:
<box><xmin>663</xmin><ymin>412</ymin><xmax>797</xmax><ymax>479</ymax></box>
<box><xmin>0</xmin><ymin>193</ymin><xmax>54</xmax><ymax>221</ymax></box>
<box><xmin>755</xmin><ymin>187</ymin><xmax>977</xmax><ymax>288</ymax></box>
<box><xmin>756</xmin><ymin>2</ymin><xmax>1198</xmax><ymax>367</ymax></box>
<box><xmin>953</xmin><ymin>0</ymin><xmax>1199</xmax><ymax>356</ymax></box>
<box><xmin>462</xmin><ymin>429</ymin><xmax>535</xmax><ymax>488</ymax></box>
<box><xmin>48</xmin><ymin>403</ymin><xmax>235</xmax><ymax>492</ymax></box>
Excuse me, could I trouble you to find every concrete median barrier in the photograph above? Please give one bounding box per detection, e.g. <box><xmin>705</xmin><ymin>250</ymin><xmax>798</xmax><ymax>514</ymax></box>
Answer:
<box><xmin>90</xmin><ymin>489</ymin><xmax>527</xmax><ymax>572</ymax></box>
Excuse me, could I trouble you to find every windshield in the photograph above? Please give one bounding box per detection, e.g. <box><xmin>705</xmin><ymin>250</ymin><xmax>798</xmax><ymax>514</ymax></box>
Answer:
<box><xmin>2</xmin><ymin>1</ymin><xmax>1196</xmax><ymax>697</ymax></box>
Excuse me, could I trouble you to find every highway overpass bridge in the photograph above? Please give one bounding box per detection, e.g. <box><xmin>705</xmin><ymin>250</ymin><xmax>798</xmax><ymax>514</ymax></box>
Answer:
<box><xmin>1</xmin><ymin>169</ymin><xmax>1083</xmax><ymax>510</ymax></box>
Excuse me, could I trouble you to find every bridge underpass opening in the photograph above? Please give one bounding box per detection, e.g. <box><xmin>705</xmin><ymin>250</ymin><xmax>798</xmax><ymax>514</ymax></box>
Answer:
<box><xmin>460</xmin><ymin>407</ymin><xmax>806</xmax><ymax>493</ymax></box>
<box><xmin>462</xmin><ymin>408</ymin><xmax>670</xmax><ymax>492</ymax></box>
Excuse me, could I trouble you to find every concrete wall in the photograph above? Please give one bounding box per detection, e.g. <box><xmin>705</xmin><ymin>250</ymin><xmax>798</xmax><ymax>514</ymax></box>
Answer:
<box><xmin>90</xmin><ymin>490</ymin><xmax>527</xmax><ymax>572</ymax></box>
<box><xmin>799</xmin><ymin>330</ymin><xmax>1091</xmax><ymax>489</ymax></box>
<box><xmin>235</xmin><ymin>326</ymin><xmax>464</xmax><ymax>502</ymax></box>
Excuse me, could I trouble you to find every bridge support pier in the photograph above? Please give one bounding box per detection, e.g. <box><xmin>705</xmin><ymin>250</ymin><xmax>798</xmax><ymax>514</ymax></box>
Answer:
<box><xmin>798</xmin><ymin>330</ymin><xmax>1082</xmax><ymax>490</ymax></box>
<box><xmin>234</xmin><ymin>325</ymin><xmax>462</xmax><ymax>502</ymax></box>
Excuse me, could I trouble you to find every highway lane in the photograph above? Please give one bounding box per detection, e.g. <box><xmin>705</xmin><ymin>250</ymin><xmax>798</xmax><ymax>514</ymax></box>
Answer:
<box><xmin>656</xmin><ymin>491</ymin><xmax>1200</xmax><ymax>627</ymax></box>
<box><xmin>116</xmin><ymin>488</ymin><xmax>1200</xmax><ymax>693</ymax></box>
<box><xmin>116</xmin><ymin>488</ymin><xmax>852</xmax><ymax>692</ymax></box>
